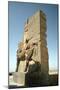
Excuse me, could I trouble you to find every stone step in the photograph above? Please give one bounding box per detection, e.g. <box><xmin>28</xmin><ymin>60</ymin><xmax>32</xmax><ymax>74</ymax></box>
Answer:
<box><xmin>13</xmin><ymin>72</ymin><xmax>26</xmax><ymax>86</ymax></box>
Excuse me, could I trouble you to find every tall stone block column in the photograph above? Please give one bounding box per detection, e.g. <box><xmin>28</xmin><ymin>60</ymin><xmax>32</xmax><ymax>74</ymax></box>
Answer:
<box><xmin>24</xmin><ymin>11</ymin><xmax>49</xmax><ymax>85</ymax></box>
<box><xmin>24</xmin><ymin>11</ymin><xmax>49</xmax><ymax>74</ymax></box>
<box><xmin>13</xmin><ymin>10</ymin><xmax>49</xmax><ymax>86</ymax></box>
<box><xmin>40</xmin><ymin>11</ymin><xmax>49</xmax><ymax>74</ymax></box>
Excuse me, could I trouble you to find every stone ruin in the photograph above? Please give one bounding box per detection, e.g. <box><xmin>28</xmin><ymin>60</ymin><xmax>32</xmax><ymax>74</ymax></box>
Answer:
<box><xmin>13</xmin><ymin>10</ymin><xmax>49</xmax><ymax>87</ymax></box>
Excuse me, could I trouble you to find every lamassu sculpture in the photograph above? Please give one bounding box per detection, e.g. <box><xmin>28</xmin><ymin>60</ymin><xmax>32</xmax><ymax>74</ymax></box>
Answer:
<box><xmin>13</xmin><ymin>10</ymin><xmax>49</xmax><ymax>87</ymax></box>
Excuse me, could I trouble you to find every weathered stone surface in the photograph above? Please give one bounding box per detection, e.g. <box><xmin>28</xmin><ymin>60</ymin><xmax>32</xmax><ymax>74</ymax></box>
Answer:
<box><xmin>13</xmin><ymin>10</ymin><xmax>49</xmax><ymax>86</ymax></box>
<box><xmin>18</xmin><ymin>61</ymin><xmax>26</xmax><ymax>72</ymax></box>
<box><xmin>24</xmin><ymin>10</ymin><xmax>49</xmax><ymax>74</ymax></box>
<box><xmin>28</xmin><ymin>61</ymin><xmax>41</xmax><ymax>73</ymax></box>
<box><xmin>13</xmin><ymin>72</ymin><xmax>26</xmax><ymax>86</ymax></box>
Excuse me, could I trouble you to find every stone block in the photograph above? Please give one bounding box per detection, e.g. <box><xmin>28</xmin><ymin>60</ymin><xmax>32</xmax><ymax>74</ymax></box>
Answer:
<box><xmin>13</xmin><ymin>72</ymin><xmax>26</xmax><ymax>86</ymax></box>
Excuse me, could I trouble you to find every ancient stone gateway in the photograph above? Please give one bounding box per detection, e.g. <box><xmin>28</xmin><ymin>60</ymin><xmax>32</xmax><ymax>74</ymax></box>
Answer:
<box><xmin>13</xmin><ymin>10</ymin><xmax>49</xmax><ymax>87</ymax></box>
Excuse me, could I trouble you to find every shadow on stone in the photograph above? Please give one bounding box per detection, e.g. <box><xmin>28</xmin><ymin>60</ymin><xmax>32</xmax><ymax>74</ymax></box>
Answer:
<box><xmin>25</xmin><ymin>62</ymin><xmax>49</xmax><ymax>87</ymax></box>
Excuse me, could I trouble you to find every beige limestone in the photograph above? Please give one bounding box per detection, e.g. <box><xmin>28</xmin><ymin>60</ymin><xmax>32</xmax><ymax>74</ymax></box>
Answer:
<box><xmin>13</xmin><ymin>10</ymin><xmax>49</xmax><ymax>85</ymax></box>
<box><xmin>24</xmin><ymin>10</ymin><xmax>49</xmax><ymax>74</ymax></box>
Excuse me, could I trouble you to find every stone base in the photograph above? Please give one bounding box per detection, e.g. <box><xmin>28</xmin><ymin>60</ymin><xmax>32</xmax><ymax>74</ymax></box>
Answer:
<box><xmin>13</xmin><ymin>71</ymin><xmax>49</xmax><ymax>87</ymax></box>
<box><xmin>13</xmin><ymin>72</ymin><xmax>26</xmax><ymax>86</ymax></box>
<box><xmin>25</xmin><ymin>72</ymin><xmax>49</xmax><ymax>87</ymax></box>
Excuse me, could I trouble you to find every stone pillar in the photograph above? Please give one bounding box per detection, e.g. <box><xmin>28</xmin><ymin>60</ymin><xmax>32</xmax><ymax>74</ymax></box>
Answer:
<box><xmin>24</xmin><ymin>11</ymin><xmax>49</xmax><ymax>72</ymax></box>
<box><xmin>24</xmin><ymin>10</ymin><xmax>49</xmax><ymax>85</ymax></box>
<box><xmin>13</xmin><ymin>10</ymin><xmax>49</xmax><ymax>86</ymax></box>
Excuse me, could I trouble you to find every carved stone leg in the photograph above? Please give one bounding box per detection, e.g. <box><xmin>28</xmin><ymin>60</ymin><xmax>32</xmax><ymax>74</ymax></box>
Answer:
<box><xmin>16</xmin><ymin>58</ymin><xmax>20</xmax><ymax>72</ymax></box>
<box><xmin>24</xmin><ymin>60</ymin><xmax>29</xmax><ymax>72</ymax></box>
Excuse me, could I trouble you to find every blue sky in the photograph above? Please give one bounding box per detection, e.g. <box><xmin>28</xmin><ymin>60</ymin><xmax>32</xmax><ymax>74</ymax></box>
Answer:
<box><xmin>8</xmin><ymin>2</ymin><xmax>58</xmax><ymax>72</ymax></box>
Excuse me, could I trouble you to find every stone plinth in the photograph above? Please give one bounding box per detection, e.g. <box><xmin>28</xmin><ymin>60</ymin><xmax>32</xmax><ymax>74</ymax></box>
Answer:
<box><xmin>13</xmin><ymin>72</ymin><xmax>26</xmax><ymax>86</ymax></box>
